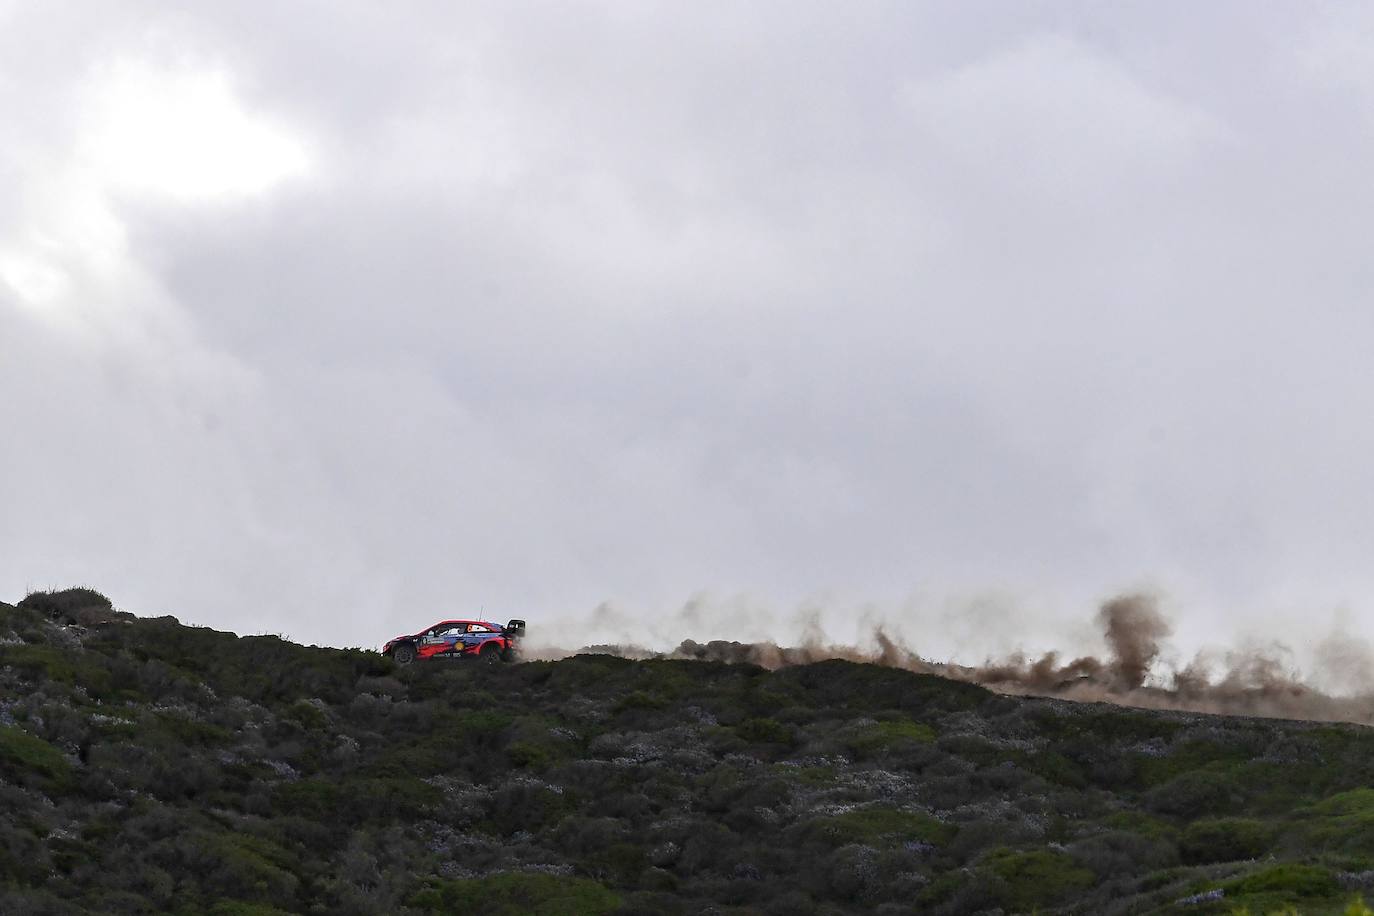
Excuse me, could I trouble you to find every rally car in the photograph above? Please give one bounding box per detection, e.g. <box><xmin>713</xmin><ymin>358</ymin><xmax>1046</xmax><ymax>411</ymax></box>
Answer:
<box><xmin>383</xmin><ymin>618</ymin><xmax>525</xmax><ymax>665</ymax></box>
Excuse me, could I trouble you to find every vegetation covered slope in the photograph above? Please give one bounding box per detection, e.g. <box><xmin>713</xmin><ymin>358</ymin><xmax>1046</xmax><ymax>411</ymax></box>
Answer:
<box><xmin>4</xmin><ymin>591</ymin><xmax>1374</xmax><ymax>914</ymax></box>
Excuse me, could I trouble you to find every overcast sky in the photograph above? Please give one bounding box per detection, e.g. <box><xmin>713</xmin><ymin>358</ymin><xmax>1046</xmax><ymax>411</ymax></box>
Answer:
<box><xmin>4</xmin><ymin>2</ymin><xmax>1374</xmax><ymax>662</ymax></box>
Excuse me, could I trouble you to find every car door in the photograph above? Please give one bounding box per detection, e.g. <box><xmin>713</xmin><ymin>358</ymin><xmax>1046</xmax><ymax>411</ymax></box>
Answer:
<box><xmin>419</xmin><ymin>624</ymin><xmax>463</xmax><ymax>657</ymax></box>
<box><xmin>451</xmin><ymin>622</ymin><xmax>477</xmax><ymax>653</ymax></box>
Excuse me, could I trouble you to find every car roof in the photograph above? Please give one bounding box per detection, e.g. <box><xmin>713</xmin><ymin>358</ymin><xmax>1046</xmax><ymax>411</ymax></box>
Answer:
<box><xmin>429</xmin><ymin>619</ymin><xmax>499</xmax><ymax>629</ymax></box>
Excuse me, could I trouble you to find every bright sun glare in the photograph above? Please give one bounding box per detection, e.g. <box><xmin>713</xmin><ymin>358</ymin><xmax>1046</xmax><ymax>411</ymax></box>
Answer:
<box><xmin>0</xmin><ymin>59</ymin><xmax>309</xmax><ymax>317</ymax></box>
<box><xmin>85</xmin><ymin>60</ymin><xmax>310</xmax><ymax>200</ymax></box>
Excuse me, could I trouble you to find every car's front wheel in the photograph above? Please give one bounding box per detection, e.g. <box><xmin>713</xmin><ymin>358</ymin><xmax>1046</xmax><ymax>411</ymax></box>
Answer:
<box><xmin>392</xmin><ymin>643</ymin><xmax>417</xmax><ymax>665</ymax></box>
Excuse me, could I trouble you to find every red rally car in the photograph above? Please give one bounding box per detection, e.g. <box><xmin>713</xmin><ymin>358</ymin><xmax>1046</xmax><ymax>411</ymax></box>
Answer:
<box><xmin>383</xmin><ymin>618</ymin><xmax>525</xmax><ymax>665</ymax></box>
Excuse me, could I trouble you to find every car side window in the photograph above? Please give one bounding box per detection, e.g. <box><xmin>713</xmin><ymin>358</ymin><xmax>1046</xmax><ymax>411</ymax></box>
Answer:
<box><xmin>467</xmin><ymin>624</ymin><xmax>492</xmax><ymax>633</ymax></box>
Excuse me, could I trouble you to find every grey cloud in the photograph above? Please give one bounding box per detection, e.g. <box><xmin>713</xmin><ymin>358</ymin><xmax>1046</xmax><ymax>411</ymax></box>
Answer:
<box><xmin>3</xmin><ymin>2</ymin><xmax>1374</xmax><ymax>665</ymax></box>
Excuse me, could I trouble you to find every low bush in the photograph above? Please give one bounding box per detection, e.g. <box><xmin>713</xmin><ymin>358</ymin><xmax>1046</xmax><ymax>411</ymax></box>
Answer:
<box><xmin>1069</xmin><ymin>829</ymin><xmax>1178</xmax><ymax>878</ymax></box>
<box><xmin>614</xmin><ymin>691</ymin><xmax>669</xmax><ymax>713</ymax></box>
<box><xmin>1179</xmin><ymin>817</ymin><xmax>1272</xmax><ymax>864</ymax></box>
<box><xmin>3</xmin><ymin>643</ymin><xmax>106</xmax><ymax>692</ymax></box>
<box><xmin>0</xmin><ymin>820</ymin><xmax>51</xmax><ymax>884</ymax></box>
<box><xmin>486</xmin><ymin>782</ymin><xmax>574</xmax><ymax>835</ymax></box>
<box><xmin>736</xmin><ymin>717</ymin><xmax>795</xmax><ymax>746</ymax></box>
<box><xmin>1295</xmin><ymin>788</ymin><xmax>1374</xmax><ymax>858</ymax></box>
<box><xmin>800</xmin><ymin>807</ymin><xmax>953</xmax><ymax>848</ymax></box>
<box><xmin>409</xmin><ymin>873</ymin><xmax>620</xmax><ymax>915</ymax></box>
<box><xmin>983</xmin><ymin>848</ymin><xmax>1096</xmax><ymax>910</ymax></box>
<box><xmin>1144</xmin><ymin>769</ymin><xmax>1241</xmax><ymax>818</ymax></box>
<box><xmin>507</xmin><ymin>740</ymin><xmax>556</xmax><ymax>771</ymax></box>
<box><xmin>1020</xmin><ymin>749</ymin><xmax>1088</xmax><ymax>788</ymax></box>
<box><xmin>273</xmin><ymin>778</ymin><xmax>346</xmax><ymax>820</ymax></box>
<box><xmin>0</xmin><ymin>725</ymin><xmax>71</xmax><ymax>789</ymax></box>
<box><xmin>1099</xmin><ymin>809</ymin><xmax>1178</xmax><ymax>840</ymax></box>
<box><xmin>1226</xmin><ymin>862</ymin><xmax>1340</xmax><ymax>898</ymax></box>
<box><xmin>18</xmin><ymin>587</ymin><xmax>115</xmax><ymax>623</ymax></box>
<box><xmin>586</xmin><ymin>842</ymin><xmax>647</xmax><ymax>885</ymax></box>
<box><xmin>846</xmin><ymin>720</ymin><xmax>935</xmax><ymax>758</ymax></box>
<box><xmin>177</xmin><ymin>832</ymin><xmax>301</xmax><ymax>907</ymax></box>
<box><xmin>207</xmin><ymin>902</ymin><xmax>297</xmax><ymax>916</ymax></box>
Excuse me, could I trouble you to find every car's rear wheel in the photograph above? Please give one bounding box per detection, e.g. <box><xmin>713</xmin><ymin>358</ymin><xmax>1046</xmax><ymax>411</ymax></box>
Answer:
<box><xmin>480</xmin><ymin>644</ymin><xmax>502</xmax><ymax>665</ymax></box>
<box><xmin>392</xmin><ymin>643</ymin><xmax>417</xmax><ymax>666</ymax></box>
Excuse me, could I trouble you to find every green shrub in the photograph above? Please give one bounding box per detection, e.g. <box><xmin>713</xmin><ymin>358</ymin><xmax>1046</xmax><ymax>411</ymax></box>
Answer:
<box><xmin>284</xmin><ymin>700</ymin><xmax>329</xmax><ymax>730</ymax></box>
<box><xmin>771</xmin><ymin>659</ymin><xmax>989</xmax><ymax>715</ymax></box>
<box><xmin>507</xmin><ymin>740</ymin><xmax>557</xmax><ymax>771</ymax></box>
<box><xmin>614</xmin><ymin>691</ymin><xmax>669</xmax><ymax>713</ymax></box>
<box><xmin>409</xmin><ymin>873</ymin><xmax>620</xmax><ymax>915</ymax></box>
<box><xmin>780</xmin><ymin>764</ymin><xmax>836</xmax><ymax>786</ymax></box>
<box><xmin>0</xmin><ymin>820</ymin><xmax>51</xmax><ymax>883</ymax></box>
<box><xmin>147</xmin><ymin>710</ymin><xmax>232</xmax><ymax>746</ymax></box>
<box><xmin>347</xmin><ymin>777</ymin><xmax>433</xmax><ymax>822</ymax></box>
<box><xmin>1297</xmin><ymin>788</ymin><xmax>1374</xmax><ymax>857</ymax></box>
<box><xmin>937</xmin><ymin>733</ymin><xmax>1006</xmax><ymax>767</ymax></box>
<box><xmin>1071</xmin><ymin>709</ymin><xmax>1183</xmax><ymax>744</ymax></box>
<box><xmin>273</xmin><ymin>778</ymin><xmax>345</xmax><ymax>820</ymax></box>
<box><xmin>487</xmin><ymin>783</ymin><xmax>574</xmax><ymax>835</ymax></box>
<box><xmin>1179</xmin><ymin>818</ymin><xmax>1272</xmax><ymax>864</ymax></box>
<box><xmin>586</xmin><ymin>842</ymin><xmax>646</xmax><ymax>885</ymax></box>
<box><xmin>48</xmin><ymin>833</ymin><xmax>97</xmax><ymax>874</ymax></box>
<box><xmin>984</xmin><ymin>848</ymin><xmax>1096</xmax><ymax>910</ymax></box>
<box><xmin>544</xmin><ymin>654</ymin><xmax>635</xmax><ymax>694</ymax></box>
<box><xmin>207</xmin><ymin>902</ymin><xmax>297</xmax><ymax>916</ymax></box>
<box><xmin>1</xmin><ymin>644</ymin><xmax>61</xmax><ymax>682</ymax></box>
<box><xmin>1100</xmin><ymin>809</ymin><xmax>1178</xmax><ymax>840</ymax></box>
<box><xmin>18</xmin><ymin>587</ymin><xmax>113</xmax><ymax>622</ymax></box>
<box><xmin>1069</xmin><ymin>830</ymin><xmax>1178</xmax><ymax>878</ymax></box>
<box><xmin>455</xmin><ymin>709</ymin><xmax>515</xmax><ymax>737</ymax></box>
<box><xmin>1227</xmin><ymin>863</ymin><xmax>1339</xmax><ymax>898</ymax></box>
<box><xmin>846</xmin><ymin>719</ymin><xmax>935</xmax><ymax>757</ymax></box>
<box><xmin>1144</xmin><ymin>770</ymin><xmax>1240</xmax><ymax>817</ymax></box>
<box><xmin>1136</xmin><ymin>737</ymin><xmax>1254</xmax><ymax>789</ymax></box>
<box><xmin>185</xmin><ymin>832</ymin><xmax>301</xmax><ymax>906</ymax></box>
<box><xmin>735</xmin><ymin>717</ymin><xmax>795</xmax><ymax>746</ymax></box>
<box><xmin>0</xmin><ymin>725</ymin><xmax>71</xmax><ymax>788</ymax></box>
<box><xmin>802</xmin><ymin>807</ymin><xmax>953</xmax><ymax>847</ymax></box>
<box><xmin>1022</xmin><ymin>750</ymin><xmax>1088</xmax><ymax>788</ymax></box>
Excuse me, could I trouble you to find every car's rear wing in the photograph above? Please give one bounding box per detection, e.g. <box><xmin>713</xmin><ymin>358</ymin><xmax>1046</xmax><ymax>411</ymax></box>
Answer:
<box><xmin>503</xmin><ymin>619</ymin><xmax>526</xmax><ymax>638</ymax></box>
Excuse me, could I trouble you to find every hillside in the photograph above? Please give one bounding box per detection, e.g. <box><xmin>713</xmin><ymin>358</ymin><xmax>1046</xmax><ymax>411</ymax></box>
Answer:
<box><xmin>4</xmin><ymin>591</ymin><xmax>1374</xmax><ymax>914</ymax></box>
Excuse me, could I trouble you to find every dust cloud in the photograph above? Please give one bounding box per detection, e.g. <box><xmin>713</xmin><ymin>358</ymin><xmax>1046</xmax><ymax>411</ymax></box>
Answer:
<box><xmin>530</xmin><ymin>593</ymin><xmax>1374</xmax><ymax>726</ymax></box>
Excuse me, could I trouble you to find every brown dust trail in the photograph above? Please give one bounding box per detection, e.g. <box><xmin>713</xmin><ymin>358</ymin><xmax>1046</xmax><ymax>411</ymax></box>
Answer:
<box><xmin>536</xmin><ymin>594</ymin><xmax>1374</xmax><ymax>726</ymax></box>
